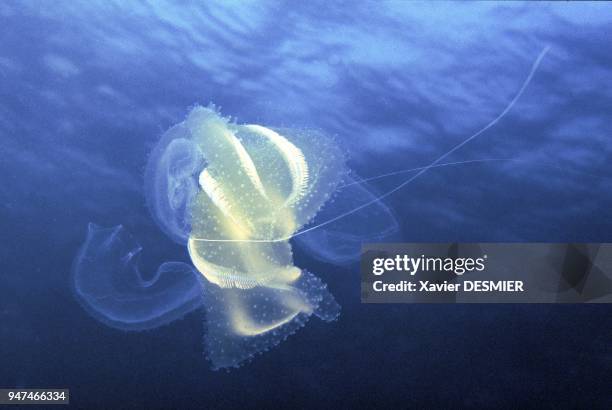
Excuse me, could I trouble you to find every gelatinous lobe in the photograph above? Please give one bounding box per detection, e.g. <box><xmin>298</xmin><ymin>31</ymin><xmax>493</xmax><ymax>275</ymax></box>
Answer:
<box><xmin>295</xmin><ymin>176</ymin><xmax>400</xmax><ymax>265</ymax></box>
<box><xmin>72</xmin><ymin>223</ymin><xmax>203</xmax><ymax>330</ymax></box>
<box><xmin>144</xmin><ymin>124</ymin><xmax>205</xmax><ymax>244</ymax></box>
<box><xmin>179</xmin><ymin>108</ymin><xmax>346</xmax><ymax>368</ymax></box>
<box><xmin>75</xmin><ymin>106</ymin><xmax>393</xmax><ymax>369</ymax></box>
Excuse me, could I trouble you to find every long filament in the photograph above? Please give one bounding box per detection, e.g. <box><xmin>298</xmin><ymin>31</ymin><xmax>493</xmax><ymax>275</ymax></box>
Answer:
<box><xmin>193</xmin><ymin>46</ymin><xmax>551</xmax><ymax>243</ymax></box>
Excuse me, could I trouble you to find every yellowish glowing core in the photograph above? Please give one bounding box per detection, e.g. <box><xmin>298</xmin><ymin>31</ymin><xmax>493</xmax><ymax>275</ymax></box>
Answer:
<box><xmin>182</xmin><ymin>107</ymin><xmax>337</xmax><ymax>337</ymax></box>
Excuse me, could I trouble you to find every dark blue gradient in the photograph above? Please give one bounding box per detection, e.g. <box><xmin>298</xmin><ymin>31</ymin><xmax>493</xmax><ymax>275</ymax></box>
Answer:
<box><xmin>0</xmin><ymin>2</ymin><xmax>610</xmax><ymax>408</ymax></box>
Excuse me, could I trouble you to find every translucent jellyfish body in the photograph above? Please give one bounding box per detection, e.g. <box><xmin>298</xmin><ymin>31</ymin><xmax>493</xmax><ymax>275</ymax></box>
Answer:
<box><xmin>72</xmin><ymin>223</ymin><xmax>203</xmax><ymax>330</ymax></box>
<box><xmin>167</xmin><ymin>107</ymin><xmax>347</xmax><ymax>368</ymax></box>
<box><xmin>74</xmin><ymin>106</ymin><xmax>397</xmax><ymax>369</ymax></box>
<box><xmin>73</xmin><ymin>46</ymin><xmax>550</xmax><ymax>367</ymax></box>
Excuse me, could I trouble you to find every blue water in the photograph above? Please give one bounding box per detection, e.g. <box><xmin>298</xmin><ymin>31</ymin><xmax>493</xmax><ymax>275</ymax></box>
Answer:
<box><xmin>1</xmin><ymin>1</ymin><xmax>611</xmax><ymax>408</ymax></box>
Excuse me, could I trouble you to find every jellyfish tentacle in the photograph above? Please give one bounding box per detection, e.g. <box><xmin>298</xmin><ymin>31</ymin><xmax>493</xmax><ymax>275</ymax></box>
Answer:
<box><xmin>338</xmin><ymin>158</ymin><xmax>516</xmax><ymax>189</ymax></box>
<box><xmin>188</xmin><ymin>46</ymin><xmax>549</xmax><ymax>246</ymax></box>
<box><xmin>288</xmin><ymin>46</ymin><xmax>551</xmax><ymax>241</ymax></box>
<box><xmin>73</xmin><ymin>46</ymin><xmax>551</xmax><ymax>371</ymax></box>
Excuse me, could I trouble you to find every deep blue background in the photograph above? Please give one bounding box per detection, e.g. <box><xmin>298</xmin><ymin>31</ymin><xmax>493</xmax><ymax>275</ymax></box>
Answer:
<box><xmin>1</xmin><ymin>1</ymin><xmax>611</xmax><ymax>408</ymax></box>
